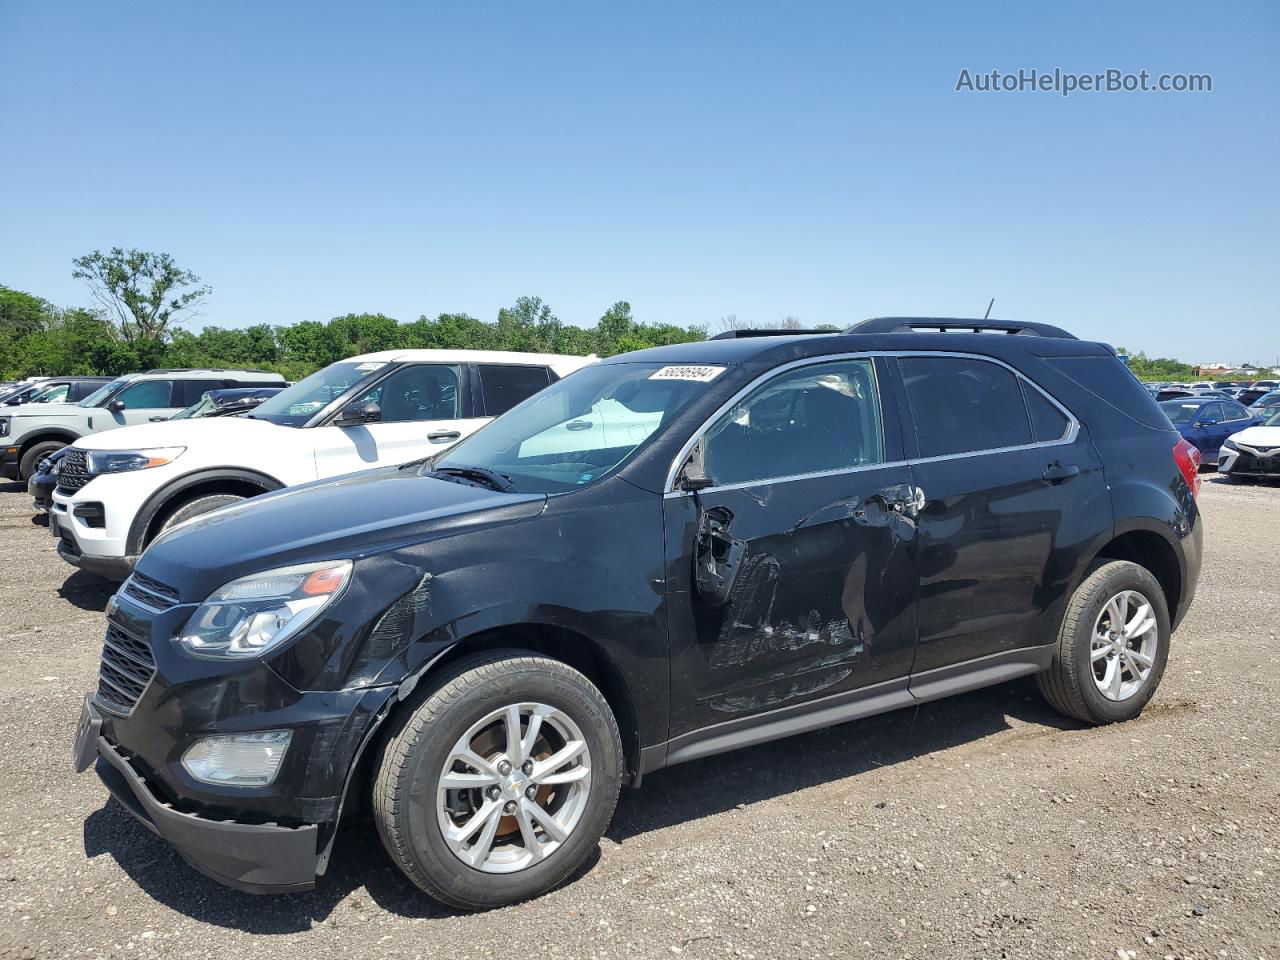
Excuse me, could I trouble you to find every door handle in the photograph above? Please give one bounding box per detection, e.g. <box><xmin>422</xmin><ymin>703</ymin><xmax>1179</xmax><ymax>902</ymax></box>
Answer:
<box><xmin>565</xmin><ymin>420</ymin><xmax>593</xmax><ymax>432</ymax></box>
<box><xmin>427</xmin><ymin>430</ymin><xmax>462</xmax><ymax>443</ymax></box>
<box><xmin>148</xmin><ymin>416</ymin><xmax>167</xmax><ymax>422</ymax></box>
<box><xmin>1042</xmin><ymin>462</ymin><xmax>1080</xmax><ymax>483</ymax></box>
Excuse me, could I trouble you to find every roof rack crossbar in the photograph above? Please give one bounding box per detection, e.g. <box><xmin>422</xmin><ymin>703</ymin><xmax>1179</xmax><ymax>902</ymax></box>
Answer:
<box><xmin>845</xmin><ymin>317</ymin><xmax>1077</xmax><ymax>340</ymax></box>
<box><xmin>708</xmin><ymin>328</ymin><xmax>837</xmax><ymax>341</ymax></box>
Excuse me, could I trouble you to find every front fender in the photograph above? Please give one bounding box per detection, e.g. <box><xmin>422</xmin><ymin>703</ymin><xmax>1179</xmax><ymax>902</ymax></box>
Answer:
<box><xmin>269</xmin><ymin>477</ymin><xmax>671</xmax><ymax>749</ymax></box>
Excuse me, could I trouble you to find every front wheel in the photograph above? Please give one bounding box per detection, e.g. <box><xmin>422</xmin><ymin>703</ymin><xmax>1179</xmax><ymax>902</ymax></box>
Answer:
<box><xmin>1038</xmin><ymin>560</ymin><xmax>1171</xmax><ymax>724</ymax></box>
<box><xmin>372</xmin><ymin>651</ymin><xmax>623</xmax><ymax>910</ymax></box>
<box><xmin>156</xmin><ymin>493</ymin><xmax>247</xmax><ymax>537</ymax></box>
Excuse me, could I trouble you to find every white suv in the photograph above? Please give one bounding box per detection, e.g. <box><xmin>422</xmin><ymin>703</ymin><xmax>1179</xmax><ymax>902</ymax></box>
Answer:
<box><xmin>51</xmin><ymin>349</ymin><xmax>594</xmax><ymax>579</ymax></box>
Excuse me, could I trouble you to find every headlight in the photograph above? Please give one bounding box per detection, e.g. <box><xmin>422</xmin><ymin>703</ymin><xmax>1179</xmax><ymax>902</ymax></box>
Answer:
<box><xmin>177</xmin><ymin>560</ymin><xmax>352</xmax><ymax>659</ymax></box>
<box><xmin>181</xmin><ymin>731</ymin><xmax>292</xmax><ymax>786</ymax></box>
<box><xmin>1223</xmin><ymin>437</ymin><xmax>1239</xmax><ymax>451</ymax></box>
<box><xmin>0</xmin><ymin>416</ymin><xmax>8</xmax><ymax>437</ymax></box>
<box><xmin>86</xmin><ymin>446</ymin><xmax>184</xmax><ymax>475</ymax></box>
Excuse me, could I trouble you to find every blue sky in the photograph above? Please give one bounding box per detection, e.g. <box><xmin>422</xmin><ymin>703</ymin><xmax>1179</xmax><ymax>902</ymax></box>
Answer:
<box><xmin>2</xmin><ymin>1</ymin><xmax>1276</xmax><ymax>363</ymax></box>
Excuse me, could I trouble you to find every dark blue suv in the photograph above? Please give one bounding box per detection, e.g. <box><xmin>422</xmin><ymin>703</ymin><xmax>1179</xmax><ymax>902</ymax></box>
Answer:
<box><xmin>73</xmin><ymin>318</ymin><xmax>1203</xmax><ymax>909</ymax></box>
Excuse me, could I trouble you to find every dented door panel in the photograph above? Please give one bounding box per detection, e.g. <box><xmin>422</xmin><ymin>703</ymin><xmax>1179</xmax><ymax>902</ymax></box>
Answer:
<box><xmin>664</xmin><ymin>464</ymin><xmax>919</xmax><ymax>739</ymax></box>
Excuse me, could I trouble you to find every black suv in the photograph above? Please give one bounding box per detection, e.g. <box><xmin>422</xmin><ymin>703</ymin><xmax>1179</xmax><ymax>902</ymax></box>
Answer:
<box><xmin>73</xmin><ymin>319</ymin><xmax>1203</xmax><ymax>909</ymax></box>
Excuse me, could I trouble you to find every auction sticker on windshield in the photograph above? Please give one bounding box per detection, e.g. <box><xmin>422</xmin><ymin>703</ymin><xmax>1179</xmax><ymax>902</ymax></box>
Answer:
<box><xmin>649</xmin><ymin>365</ymin><xmax>726</xmax><ymax>382</ymax></box>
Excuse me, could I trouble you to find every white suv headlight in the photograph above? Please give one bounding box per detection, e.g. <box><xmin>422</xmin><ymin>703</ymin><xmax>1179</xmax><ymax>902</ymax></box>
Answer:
<box><xmin>178</xmin><ymin>560</ymin><xmax>353</xmax><ymax>659</ymax></box>
<box><xmin>86</xmin><ymin>447</ymin><xmax>185</xmax><ymax>474</ymax></box>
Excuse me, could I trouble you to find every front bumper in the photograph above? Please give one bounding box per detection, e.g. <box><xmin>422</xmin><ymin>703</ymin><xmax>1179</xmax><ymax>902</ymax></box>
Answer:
<box><xmin>50</xmin><ymin>505</ymin><xmax>137</xmax><ymax>579</ymax></box>
<box><xmin>1218</xmin><ymin>446</ymin><xmax>1280</xmax><ymax>477</ymax></box>
<box><xmin>76</xmin><ymin>588</ymin><xmax>399</xmax><ymax>893</ymax></box>
<box><xmin>93</xmin><ymin>734</ymin><xmax>320</xmax><ymax>893</ymax></box>
<box><xmin>28</xmin><ymin>473</ymin><xmax>54</xmax><ymax>511</ymax></box>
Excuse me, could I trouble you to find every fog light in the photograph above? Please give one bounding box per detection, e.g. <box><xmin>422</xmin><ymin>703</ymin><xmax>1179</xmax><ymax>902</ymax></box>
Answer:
<box><xmin>181</xmin><ymin>730</ymin><xmax>292</xmax><ymax>786</ymax></box>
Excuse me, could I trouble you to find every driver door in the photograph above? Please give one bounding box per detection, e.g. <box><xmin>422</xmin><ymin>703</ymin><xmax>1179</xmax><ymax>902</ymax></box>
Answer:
<box><xmin>663</xmin><ymin>357</ymin><xmax>920</xmax><ymax>742</ymax></box>
<box><xmin>104</xmin><ymin>379</ymin><xmax>183</xmax><ymax>427</ymax></box>
<box><xmin>313</xmin><ymin>363</ymin><xmax>481</xmax><ymax>477</ymax></box>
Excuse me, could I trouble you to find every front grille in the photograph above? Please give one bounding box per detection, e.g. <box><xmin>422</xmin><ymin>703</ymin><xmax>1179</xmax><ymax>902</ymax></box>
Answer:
<box><xmin>97</xmin><ymin>625</ymin><xmax>156</xmax><ymax>715</ymax></box>
<box><xmin>56</xmin><ymin>449</ymin><xmax>91</xmax><ymax>494</ymax></box>
<box><xmin>122</xmin><ymin>571</ymin><xmax>180</xmax><ymax>611</ymax></box>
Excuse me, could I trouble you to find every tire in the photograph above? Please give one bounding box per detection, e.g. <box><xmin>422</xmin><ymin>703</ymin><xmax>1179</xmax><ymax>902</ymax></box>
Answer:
<box><xmin>19</xmin><ymin>441</ymin><xmax>66</xmax><ymax>482</ymax></box>
<box><xmin>1038</xmin><ymin>560</ymin><xmax>1171</xmax><ymax>724</ymax></box>
<box><xmin>373</xmin><ymin>650</ymin><xmax>623</xmax><ymax>910</ymax></box>
<box><xmin>156</xmin><ymin>493</ymin><xmax>247</xmax><ymax>537</ymax></box>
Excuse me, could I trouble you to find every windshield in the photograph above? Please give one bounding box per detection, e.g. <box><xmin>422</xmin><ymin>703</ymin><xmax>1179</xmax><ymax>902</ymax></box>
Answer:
<box><xmin>1265</xmin><ymin>408</ymin><xmax>1280</xmax><ymax>427</ymax></box>
<box><xmin>28</xmin><ymin>383</ymin><xmax>70</xmax><ymax>404</ymax></box>
<box><xmin>78</xmin><ymin>377</ymin><xmax>128</xmax><ymax>407</ymax></box>
<box><xmin>1160</xmin><ymin>400</ymin><xmax>1205</xmax><ymax>426</ymax></box>
<box><xmin>249</xmin><ymin>361</ymin><xmax>385</xmax><ymax>427</ymax></box>
<box><xmin>433</xmin><ymin>362</ymin><xmax>721</xmax><ymax>493</ymax></box>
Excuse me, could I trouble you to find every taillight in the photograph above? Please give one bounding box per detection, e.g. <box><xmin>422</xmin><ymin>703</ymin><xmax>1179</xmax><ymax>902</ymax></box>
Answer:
<box><xmin>1173</xmin><ymin>437</ymin><xmax>1201</xmax><ymax>498</ymax></box>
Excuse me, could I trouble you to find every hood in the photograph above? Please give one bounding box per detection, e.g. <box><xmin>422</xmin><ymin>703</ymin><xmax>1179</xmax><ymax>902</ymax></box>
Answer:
<box><xmin>1229</xmin><ymin>424</ymin><xmax>1280</xmax><ymax>450</ymax></box>
<box><xmin>74</xmin><ymin>414</ymin><xmax>283</xmax><ymax>450</ymax></box>
<box><xmin>8</xmin><ymin>402</ymin><xmax>85</xmax><ymax>420</ymax></box>
<box><xmin>135</xmin><ymin>466</ymin><xmax>547</xmax><ymax>601</ymax></box>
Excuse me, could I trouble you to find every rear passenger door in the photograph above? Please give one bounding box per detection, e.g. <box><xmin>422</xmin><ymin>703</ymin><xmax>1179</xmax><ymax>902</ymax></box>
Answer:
<box><xmin>891</xmin><ymin>354</ymin><xmax>1110</xmax><ymax>678</ymax></box>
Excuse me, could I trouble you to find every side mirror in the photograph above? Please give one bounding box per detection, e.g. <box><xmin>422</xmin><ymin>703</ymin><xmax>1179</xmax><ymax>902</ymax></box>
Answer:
<box><xmin>335</xmin><ymin>400</ymin><xmax>381</xmax><ymax>427</ymax></box>
<box><xmin>108</xmin><ymin>399</ymin><xmax>126</xmax><ymax>413</ymax></box>
<box><xmin>679</xmin><ymin>440</ymin><xmax>713</xmax><ymax>491</ymax></box>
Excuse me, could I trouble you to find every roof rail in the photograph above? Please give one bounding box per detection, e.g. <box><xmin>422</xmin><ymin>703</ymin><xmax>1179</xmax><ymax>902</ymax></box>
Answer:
<box><xmin>140</xmin><ymin>367</ymin><xmax>280</xmax><ymax>375</ymax></box>
<box><xmin>846</xmin><ymin>317</ymin><xmax>1078</xmax><ymax>340</ymax></box>
<box><xmin>708</xmin><ymin>328</ymin><xmax>836</xmax><ymax>341</ymax></box>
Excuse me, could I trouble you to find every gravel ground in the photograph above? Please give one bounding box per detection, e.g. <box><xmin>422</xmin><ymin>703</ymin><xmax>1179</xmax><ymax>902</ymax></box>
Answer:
<box><xmin>0</xmin><ymin>477</ymin><xmax>1277</xmax><ymax>960</ymax></box>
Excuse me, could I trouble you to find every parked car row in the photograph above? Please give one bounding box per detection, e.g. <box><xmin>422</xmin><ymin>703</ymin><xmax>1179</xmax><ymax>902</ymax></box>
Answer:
<box><xmin>26</xmin><ymin>388</ymin><xmax>284</xmax><ymax>512</ymax></box>
<box><xmin>52</xmin><ymin>319</ymin><xmax>1207</xmax><ymax>910</ymax></box>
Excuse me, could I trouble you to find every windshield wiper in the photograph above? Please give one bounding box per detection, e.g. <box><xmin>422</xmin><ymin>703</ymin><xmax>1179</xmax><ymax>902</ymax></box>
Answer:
<box><xmin>425</xmin><ymin>465</ymin><xmax>515</xmax><ymax>492</ymax></box>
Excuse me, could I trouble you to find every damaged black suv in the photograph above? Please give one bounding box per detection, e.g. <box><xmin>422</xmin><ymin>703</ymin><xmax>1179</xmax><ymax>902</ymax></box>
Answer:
<box><xmin>74</xmin><ymin>318</ymin><xmax>1203</xmax><ymax>909</ymax></box>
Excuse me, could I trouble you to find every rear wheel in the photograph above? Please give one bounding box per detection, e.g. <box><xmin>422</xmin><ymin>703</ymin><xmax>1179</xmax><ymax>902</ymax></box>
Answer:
<box><xmin>19</xmin><ymin>441</ymin><xmax>65</xmax><ymax>482</ymax></box>
<box><xmin>1038</xmin><ymin>560</ymin><xmax>1170</xmax><ymax>724</ymax></box>
<box><xmin>373</xmin><ymin>651</ymin><xmax>623</xmax><ymax>910</ymax></box>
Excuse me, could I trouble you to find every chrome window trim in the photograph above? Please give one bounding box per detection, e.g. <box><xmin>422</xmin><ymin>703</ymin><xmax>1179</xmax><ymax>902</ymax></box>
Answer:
<box><xmin>663</xmin><ymin>350</ymin><xmax>1081</xmax><ymax>494</ymax></box>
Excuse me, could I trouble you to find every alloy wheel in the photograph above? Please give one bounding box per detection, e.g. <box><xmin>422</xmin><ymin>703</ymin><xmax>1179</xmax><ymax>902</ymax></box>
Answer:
<box><xmin>1090</xmin><ymin>589</ymin><xmax>1159</xmax><ymax>701</ymax></box>
<box><xmin>436</xmin><ymin>702</ymin><xmax>592</xmax><ymax>873</ymax></box>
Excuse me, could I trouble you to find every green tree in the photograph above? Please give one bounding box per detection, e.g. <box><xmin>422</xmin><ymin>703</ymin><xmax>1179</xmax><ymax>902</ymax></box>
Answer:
<box><xmin>71</xmin><ymin>248</ymin><xmax>211</xmax><ymax>346</ymax></box>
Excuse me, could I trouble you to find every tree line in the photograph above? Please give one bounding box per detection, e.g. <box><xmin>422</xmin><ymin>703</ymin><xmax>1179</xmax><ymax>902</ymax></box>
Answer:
<box><xmin>1</xmin><ymin>250</ymin><xmax>719</xmax><ymax>381</ymax></box>
<box><xmin>5</xmin><ymin>249</ymin><xmax>1256</xmax><ymax>385</ymax></box>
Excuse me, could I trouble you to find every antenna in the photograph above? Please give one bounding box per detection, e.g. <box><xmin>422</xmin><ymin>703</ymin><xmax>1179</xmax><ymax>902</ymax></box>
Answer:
<box><xmin>983</xmin><ymin>298</ymin><xmax>995</xmax><ymax>321</ymax></box>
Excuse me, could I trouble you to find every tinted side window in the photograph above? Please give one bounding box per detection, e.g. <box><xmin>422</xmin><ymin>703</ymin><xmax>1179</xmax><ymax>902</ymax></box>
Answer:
<box><xmin>703</xmin><ymin>359</ymin><xmax>883</xmax><ymax>487</ymax></box>
<box><xmin>1046</xmin><ymin>355</ymin><xmax>1168</xmax><ymax>429</ymax></box>
<box><xmin>115</xmin><ymin>379</ymin><xmax>176</xmax><ymax>408</ymax></box>
<box><xmin>900</xmin><ymin>357</ymin><xmax>1031</xmax><ymax>457</ymax></box>
<box><xmin>1223</xmin><ymin>402</ymin><xmax>1250</xmax><ymax>420</ymax></box>
<box><xmin>480</xmin><ymin>365</ymin><xmax>553</xmax><ymax>416</ymax></box>
<box><xmin>355</xmin><ymin>364</ymin><xmax>460</xmax><ymax>423</ymax></box>
<box><xmin>178</xmin><ymin>380</ymin><xmax>218</xmax><ymax>406</ymax></box>
<box><xmin>1021</xmin><ymin>380</ymin><xmax>1071</xmax><ymax>442</ymax></box>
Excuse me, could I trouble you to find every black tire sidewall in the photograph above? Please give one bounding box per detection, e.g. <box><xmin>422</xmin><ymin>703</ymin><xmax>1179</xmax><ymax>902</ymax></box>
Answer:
<box><xmin>1072</xmin><ymin>564</ymin><xmax>1171</xmax><ymax>722</ymax></box>
<box><xmin>20</xmin><ymin>441</ymin><xmax>65</xmax><ymax>481</ymax></box>
<box><xmin>396</xmin><ymin>663</ymin><xmax>621</xmax><ymax>909</ymax></box>
<box><xmin>159</xmin><ymin>494</ymin><xmax>245</xmax><ymax>534</ymax></box>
